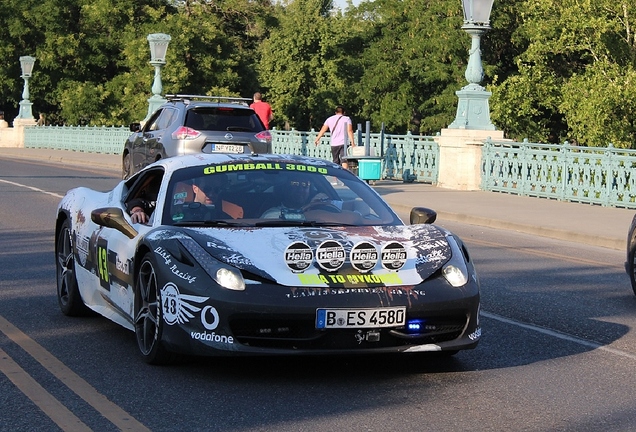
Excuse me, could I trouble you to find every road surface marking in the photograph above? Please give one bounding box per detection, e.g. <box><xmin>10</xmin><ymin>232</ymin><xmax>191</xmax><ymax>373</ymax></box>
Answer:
<box><xmin>0</xmin><ymin>178</ymin><xmax>63</xmax><ymax>198</ymax></box>
<box><xmin>0</xmin><ymin>346</ymin><xmax>92</xmax><ymax>431</ymax></box>
<box><xmin>0</xmin><ymin>314</ymin><xmax>150</xmax><ymax>431</ymax></box>
<box><xmin>482</xmin><ymin>310</ymin><xmax>636</xmax><ymax>360</ymax></box>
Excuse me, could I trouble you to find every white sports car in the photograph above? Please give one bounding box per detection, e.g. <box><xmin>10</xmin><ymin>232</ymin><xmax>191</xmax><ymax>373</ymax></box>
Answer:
<box><xmin>55</xmin><ymin>153</ymin><xmax>481</xmax><ymax>364</ymax></box>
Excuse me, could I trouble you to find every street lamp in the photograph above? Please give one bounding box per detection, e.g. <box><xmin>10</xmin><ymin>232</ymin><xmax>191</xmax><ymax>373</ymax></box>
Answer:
<box><xmin>145</xmin><ymin>33</ymin><xmax>171</xmax><ymax>121</ymax></box>
<box><xmin>448</xmin><ymin>0</ymin><xmax>496</xmax><ymax>130</ymax></box>
<box><xmin>16</xmin><ymin>56</ymin><xmax>36</xmax><ymax>120</ymax></box>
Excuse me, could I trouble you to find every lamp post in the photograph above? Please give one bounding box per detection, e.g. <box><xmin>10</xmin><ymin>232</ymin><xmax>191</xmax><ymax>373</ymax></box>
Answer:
<box><xmin>144</xmin><ymin>33</ymin><xmax>171</xmax><ymax>122</ymax></box>
<box><xmin>16</xmin><ymin>56</ymin><xmax>36</xmax><ymax>120</ymax></box>
<box><xmin>448</xmin><ymin>0</ymin><xmax>496</xmax><ymax>130</ymax></box>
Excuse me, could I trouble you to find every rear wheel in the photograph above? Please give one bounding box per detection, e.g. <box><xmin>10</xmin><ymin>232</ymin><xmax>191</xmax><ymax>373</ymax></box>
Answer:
<box><xmin>628</xmin><ymin>243</ymin><xmax>636</xmax><ymax>296</ymax></box>
<box><xmin>134</xmin><ymin>253</ymin><xmax>177</xmax><ymax>365</ymax></box>
<box><xmin>56</xmin><ymin>219</ymin><xmax>88</xmax><ymax>316</ymax></box>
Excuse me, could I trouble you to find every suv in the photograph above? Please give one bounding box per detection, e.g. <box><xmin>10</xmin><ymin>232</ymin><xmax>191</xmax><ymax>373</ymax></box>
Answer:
<box><xmin>122</xmin><ymin>95</ymin><xmax>272</xmax><ymax>178</ymax></box>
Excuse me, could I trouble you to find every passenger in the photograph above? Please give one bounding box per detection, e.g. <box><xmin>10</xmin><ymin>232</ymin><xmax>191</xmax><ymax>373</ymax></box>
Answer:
<box><xmin>128</xmin><ymin>200</ymin><xmax>154</xmax><ymax>224</ymax></box>
<box><xmin>191</xmin><ymin>175</ymin><xmax>243</xmax><ymax>219</ymax></box>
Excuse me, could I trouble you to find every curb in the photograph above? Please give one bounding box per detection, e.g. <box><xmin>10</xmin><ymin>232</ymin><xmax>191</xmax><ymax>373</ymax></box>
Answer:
<box><xmin>388</xmin><ymin>203</ymin><xmax>624</xmax><ymax>251</ymax></box>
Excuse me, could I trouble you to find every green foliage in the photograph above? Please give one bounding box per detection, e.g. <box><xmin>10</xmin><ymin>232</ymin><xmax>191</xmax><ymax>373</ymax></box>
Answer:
<box><xmin>561</xmin><ymin>62</ymin><xmax>636</xmax><ymax>148</ymax></box>
<box><xmin>351</xmin><ymin>0</ymin><xmax>468</xmax><ymax>134</ymax></box>
<box><xmin>490</xmin><ymin>0</ymin><xmax>636</xmax><ymax>145</ymax></box>
<box><xmin>256</xmin><ymin>0</ymin><xmax>352</xmax><ymax>131</ymax></box>
<box><xmin>1</xmin><ymin>0</ymin><xmax>635</xmax><ymax>148</ymax></box>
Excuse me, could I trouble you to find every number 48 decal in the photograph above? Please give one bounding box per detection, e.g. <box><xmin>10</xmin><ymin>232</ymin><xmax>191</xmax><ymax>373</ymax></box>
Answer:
<box><xmin>96</xmin><ymin>238</ymin><xmax>111</xmax><ymax>291</ymax></box>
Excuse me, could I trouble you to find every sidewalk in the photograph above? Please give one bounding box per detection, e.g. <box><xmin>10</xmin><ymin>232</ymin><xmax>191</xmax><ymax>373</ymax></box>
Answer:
<box><xmin>1</xmin><ymin>147</ymin><xmax>633</xmax><ymax>251</ymax></box>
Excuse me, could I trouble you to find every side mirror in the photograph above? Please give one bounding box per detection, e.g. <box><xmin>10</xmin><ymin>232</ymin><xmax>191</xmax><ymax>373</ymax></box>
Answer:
<box><xmin>410</xmin><ymin>207</ymin><xmax>437</xmax><ymax>225</ymax></box>
<box><xmin>91</xmin><ymin>207</ymin><xmax>138</xmax><ymax>239</ymax></box>
<box><xmin>129</xmin><ymin>123</ymin><xmax>141</xmax><ymax>132</ymax></box>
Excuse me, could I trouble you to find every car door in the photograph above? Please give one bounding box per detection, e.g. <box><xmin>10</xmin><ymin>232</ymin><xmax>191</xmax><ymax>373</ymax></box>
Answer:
<box><xmin>137</xmin><ymin>108</ymin><xmax>176</xmax><ymax>170</ymax></box>
<box><xmin>88</xmin><ymin>168</ymin><xmax>165</xmax><ymax>323</ymax></box>
<box><xmin>145</xmin><ymin>107</ymin><xmax>179</xmax><ymax>163</ymax></box>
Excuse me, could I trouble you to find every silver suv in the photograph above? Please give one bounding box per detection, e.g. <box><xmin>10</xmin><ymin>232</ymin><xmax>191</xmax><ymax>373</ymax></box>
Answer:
<box><xmin>122</xmin><ymin>95</ymin><xmax>272</xmax><ymax>178</ymax></box>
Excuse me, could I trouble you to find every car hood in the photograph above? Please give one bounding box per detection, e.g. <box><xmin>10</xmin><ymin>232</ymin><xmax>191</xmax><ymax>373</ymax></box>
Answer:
<box><xmin>147</xmin><ymin>225</ymin><xmax>452</xmax><ymax>287</ymax></box>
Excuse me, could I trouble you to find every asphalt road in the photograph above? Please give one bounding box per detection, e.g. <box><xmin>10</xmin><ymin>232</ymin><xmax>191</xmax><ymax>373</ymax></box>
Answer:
<box><xmin>1</xmin><ymin>157</ymin><xmax>636</xmax><ymax>431</ymax></box>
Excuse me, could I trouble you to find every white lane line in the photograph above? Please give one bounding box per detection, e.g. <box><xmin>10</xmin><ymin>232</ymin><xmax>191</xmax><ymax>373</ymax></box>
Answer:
<box><xmin>482</xmin><ymin>310</ymin><xmax>636</xmax><ymax>361</ymax></box>
<box><xmin>0</xmin><ymin>178</ymin><xmax>63</xmax><ymax>198</ymax></box>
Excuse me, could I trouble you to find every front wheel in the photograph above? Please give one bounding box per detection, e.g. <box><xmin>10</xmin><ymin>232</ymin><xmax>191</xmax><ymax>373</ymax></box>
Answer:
<box><xmin>122</xmin><ymin>152</ymin><xmax>132</xmax><ymax>179</ymax></box>
<box><xmin>55</xmin><ymin>219</ymin><xmax>89</xmax><ymax>316</ymax></box>
<box><xmin>134</xmin><ymin>253</ymin><xmax>177</xmax><ymax>365</ymax></box>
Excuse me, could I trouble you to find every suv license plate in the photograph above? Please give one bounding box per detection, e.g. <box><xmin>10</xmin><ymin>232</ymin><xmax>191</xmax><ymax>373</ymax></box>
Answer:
<box><xmin>210</xmin><ymin>144</ymin><xmax>244</xmax><ymax>153</ymax></box>
<box><xmin>316</xmin><ymin>307</ymin><xmax>406</xmax><ymax>329</ymax></box>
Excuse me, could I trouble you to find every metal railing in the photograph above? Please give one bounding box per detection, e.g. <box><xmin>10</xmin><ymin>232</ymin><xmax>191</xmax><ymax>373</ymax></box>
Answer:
<box><xmin>23</xmin><ymin>125</ymin><xmax>440</xmax><ymax>183</ymax></box>
<box><xmin>271</xmin><ymin>129</ymin><xmax>439</xmax><ymax>183</ymax></box>
<box><xmin>24</xmin><ymin>125</ymin><xmax>129</xmax><ymax>154</ymax></box>
<box><xmin>481</xmin><ymin>138</ymin><xmax>636</xmax><ymax>208</ymax></box>
<box><xmin>23</xmin><ymin>125</ymin><xmax>636</xmax><ymax>208</ymax></box>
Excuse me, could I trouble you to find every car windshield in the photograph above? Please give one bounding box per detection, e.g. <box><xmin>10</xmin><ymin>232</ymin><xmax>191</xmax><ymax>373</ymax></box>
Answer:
<box><xmin>161</xmin><ymin>160</ymin><xmax>401</xmax><ymax>227</ymax></box>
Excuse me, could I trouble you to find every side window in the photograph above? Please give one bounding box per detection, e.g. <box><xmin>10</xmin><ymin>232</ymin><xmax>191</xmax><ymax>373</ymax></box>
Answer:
<box><xmin>124</xmin><ymin>168</ymin><xmax>165</xmax><ymax>219</ymax></box>
<box><xmin>155</xmin><ymin>108</ymin><xmax>176</xmax><ymax>131</ymax></box>
<box><xmin>144</xmin><ymin>109</ymin><xmax>163</xmax><ymax>132</ymax></box>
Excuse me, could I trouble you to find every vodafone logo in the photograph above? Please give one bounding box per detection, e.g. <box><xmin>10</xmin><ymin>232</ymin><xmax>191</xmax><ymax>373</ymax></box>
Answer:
<box><xmin>201</xmin><ymin>306</ymin><xmax>219</xmax><ymax>330</ymax></box>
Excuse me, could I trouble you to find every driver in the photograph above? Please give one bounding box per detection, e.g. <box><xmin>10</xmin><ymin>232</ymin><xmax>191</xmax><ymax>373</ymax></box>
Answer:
<box><xmin>261</xmin><ymin>174</ymin><xmax>315</xmax><ymax>219</ymax></box>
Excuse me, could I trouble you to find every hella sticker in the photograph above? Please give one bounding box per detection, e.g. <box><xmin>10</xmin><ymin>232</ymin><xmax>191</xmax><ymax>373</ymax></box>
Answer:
<box><xmin>350</xmin><ymin>241</ymin><xmax>378</xmax><ymax>273</ymax></box>
<box><xmin>285</xmin><ymin>242</ymin><xmax>313</xmax><ymax>273</ymax></box>
<box><xmin>316</xmin><ymin>240</ymin><xmax>346</xmax><ymax>272</ymax></box>
<box><xmin>381</xmin><ymin>242</ymin><xmax>407</xmax><ymax>271</ymax></box>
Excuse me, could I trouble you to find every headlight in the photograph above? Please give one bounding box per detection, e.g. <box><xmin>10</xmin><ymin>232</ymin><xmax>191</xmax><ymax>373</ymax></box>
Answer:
<box><xmin>215</xmin><ymin>268</ymin><xmax>245</xmax><ymax>291</ymax></box>
<box><xmin>442</xmin><ymin>235</ymin><xmax>469</xmax><ymax>287</ymax></box>
<box><xmin>178</xmin><ymin>238</ymin><xmax>245</xmax><ymax>291</ymax></box>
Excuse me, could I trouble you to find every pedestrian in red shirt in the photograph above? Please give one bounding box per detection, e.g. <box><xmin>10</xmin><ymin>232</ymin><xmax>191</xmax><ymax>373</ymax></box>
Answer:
<box><xmin>250</xmin><ymin>92</ymin><xmax>274</xmax><ymax>129</ymax></box>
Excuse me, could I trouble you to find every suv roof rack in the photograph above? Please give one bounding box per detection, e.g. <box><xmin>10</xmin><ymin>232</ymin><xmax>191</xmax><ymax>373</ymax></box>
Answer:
<box><xmin>164</xmin><ymin>94</ymin><xmax>252</xmax><ymax>106</ymax></box>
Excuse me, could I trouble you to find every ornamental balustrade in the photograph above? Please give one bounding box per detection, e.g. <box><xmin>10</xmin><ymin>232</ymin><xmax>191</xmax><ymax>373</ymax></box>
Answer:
<box><xmin>22</xmin><ymin>125</ymin><xmax>636</xmax><ymax>208</ymax></box>
<box><xmin>24</xmin><ymin>125</ymin><xmax>129</xmax><ymax>154</ymax></box>
<box><xmin>22</xmin><ymin>125</ymin><xmax>440</xmax><ymax>183</ymax></box>
<box><xmin>481</xmin><ymin>138</ymin><xmax>636</xmax><ymax>208</ymax></box>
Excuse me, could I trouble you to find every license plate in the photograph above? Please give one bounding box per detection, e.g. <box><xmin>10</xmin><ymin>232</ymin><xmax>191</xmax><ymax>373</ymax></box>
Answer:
<box><xmin>316</xmin><ymin>307</ymin><xmax>406</xmax><ymax>329</ymax></box>
<box><xmin>209</xmin><ymin>144</ymin><xmax>244</xmax><ymax>153</ymax></box>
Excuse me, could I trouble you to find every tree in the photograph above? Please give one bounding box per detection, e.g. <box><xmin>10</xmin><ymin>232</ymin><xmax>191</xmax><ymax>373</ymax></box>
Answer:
<box><xmin>257</xmin><ymin>0</ymin><xmax>353</xmax><ymax>131</ymax></box>
<box><xmin>350</xmin><ymin>0</ymin><xmax>468</xmax><ymax>134</ymax></box>
<box><xmin>490</xmin><ymin>0</ymin><xmax>636</xmax><ymax>147</ymax></box>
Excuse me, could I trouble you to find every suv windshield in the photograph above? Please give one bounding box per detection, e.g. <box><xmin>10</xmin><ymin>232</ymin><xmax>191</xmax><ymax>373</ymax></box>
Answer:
<box><xmin>162</xmin><ymin>161</ymin><xmax>400</xmax><ymax>227</ymax></box>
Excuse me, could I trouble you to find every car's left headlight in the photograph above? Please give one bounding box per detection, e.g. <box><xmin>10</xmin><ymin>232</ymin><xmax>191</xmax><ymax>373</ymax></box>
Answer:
<box><xmin>179</xmin><ymin>238</ymin><xmax>245</xmax><ymax>291</ymax></box>
<box><xmin>442</xmin><ymin>234</ymin><xmax>469</xmax><ymax>287</ymax></box>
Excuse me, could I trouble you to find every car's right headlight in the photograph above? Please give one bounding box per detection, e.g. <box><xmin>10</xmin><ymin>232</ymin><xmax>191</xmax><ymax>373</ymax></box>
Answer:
<box><xmin>442</xmin><ymin>234</ymin><xmax>469</xmax><ymax>287</ymax></box>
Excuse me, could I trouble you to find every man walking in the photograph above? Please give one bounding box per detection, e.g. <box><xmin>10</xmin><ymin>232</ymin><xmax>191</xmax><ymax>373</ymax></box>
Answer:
<box><xmin>250</xmin><ymin>92</ymin><xmax>274</xmax><ymax>129</ymax></box>
<box><xmin>314</xmin><ymin>106</ymin><xmax>356</xmax><ymax>169</ymax></box>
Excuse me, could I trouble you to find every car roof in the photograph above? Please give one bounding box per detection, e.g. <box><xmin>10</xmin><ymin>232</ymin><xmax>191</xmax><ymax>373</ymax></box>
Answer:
<box><xmin>151</xmin><ymin>153</ymin><xmax>345</xmax><ymax>174</ymax></box>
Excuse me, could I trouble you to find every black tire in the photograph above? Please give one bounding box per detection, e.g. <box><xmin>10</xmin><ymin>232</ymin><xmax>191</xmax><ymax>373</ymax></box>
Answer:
<box><xmin>628</xmin><ymin>243</ymin><xmax>636</xmax><ymax>296</ymax></box>
<box><xmin>56</xmin><ymin>219</ymin><xmax>89</xmax><ymax>316</ymax></box>
<box><xmin>122</xmin><ymin>152</ymin><xmax>132</xmax><ymax>179</ymax></box>
<box><xmin>134</xmin><ymin>253</ymin><xmax>177</xmax><ymax>365</ymax></box>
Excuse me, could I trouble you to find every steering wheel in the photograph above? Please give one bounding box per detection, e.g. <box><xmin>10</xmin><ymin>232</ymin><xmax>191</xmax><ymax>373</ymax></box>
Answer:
<box><xmin>302</xmin><ymin>200</ymin><xmax>341</xmax><ymax>213</ymax></box>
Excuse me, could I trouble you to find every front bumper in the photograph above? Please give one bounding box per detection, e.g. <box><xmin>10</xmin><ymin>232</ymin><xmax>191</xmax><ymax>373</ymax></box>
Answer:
<box><xmin>159</xmin><ymin>274</ymin><xmax>481</xmax><ymax>357</ymax></box>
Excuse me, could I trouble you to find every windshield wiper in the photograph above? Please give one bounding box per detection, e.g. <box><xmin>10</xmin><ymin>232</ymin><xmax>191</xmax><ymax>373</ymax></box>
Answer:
<box><xmin>254</xmin><ymin>220</ymin><xmax>355</xmax><ymax>227</ymax></box>
<box><xmin>173</xmin><ymin>220</ymin><xmax>249</xmax><ymax>227</ymax></box>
